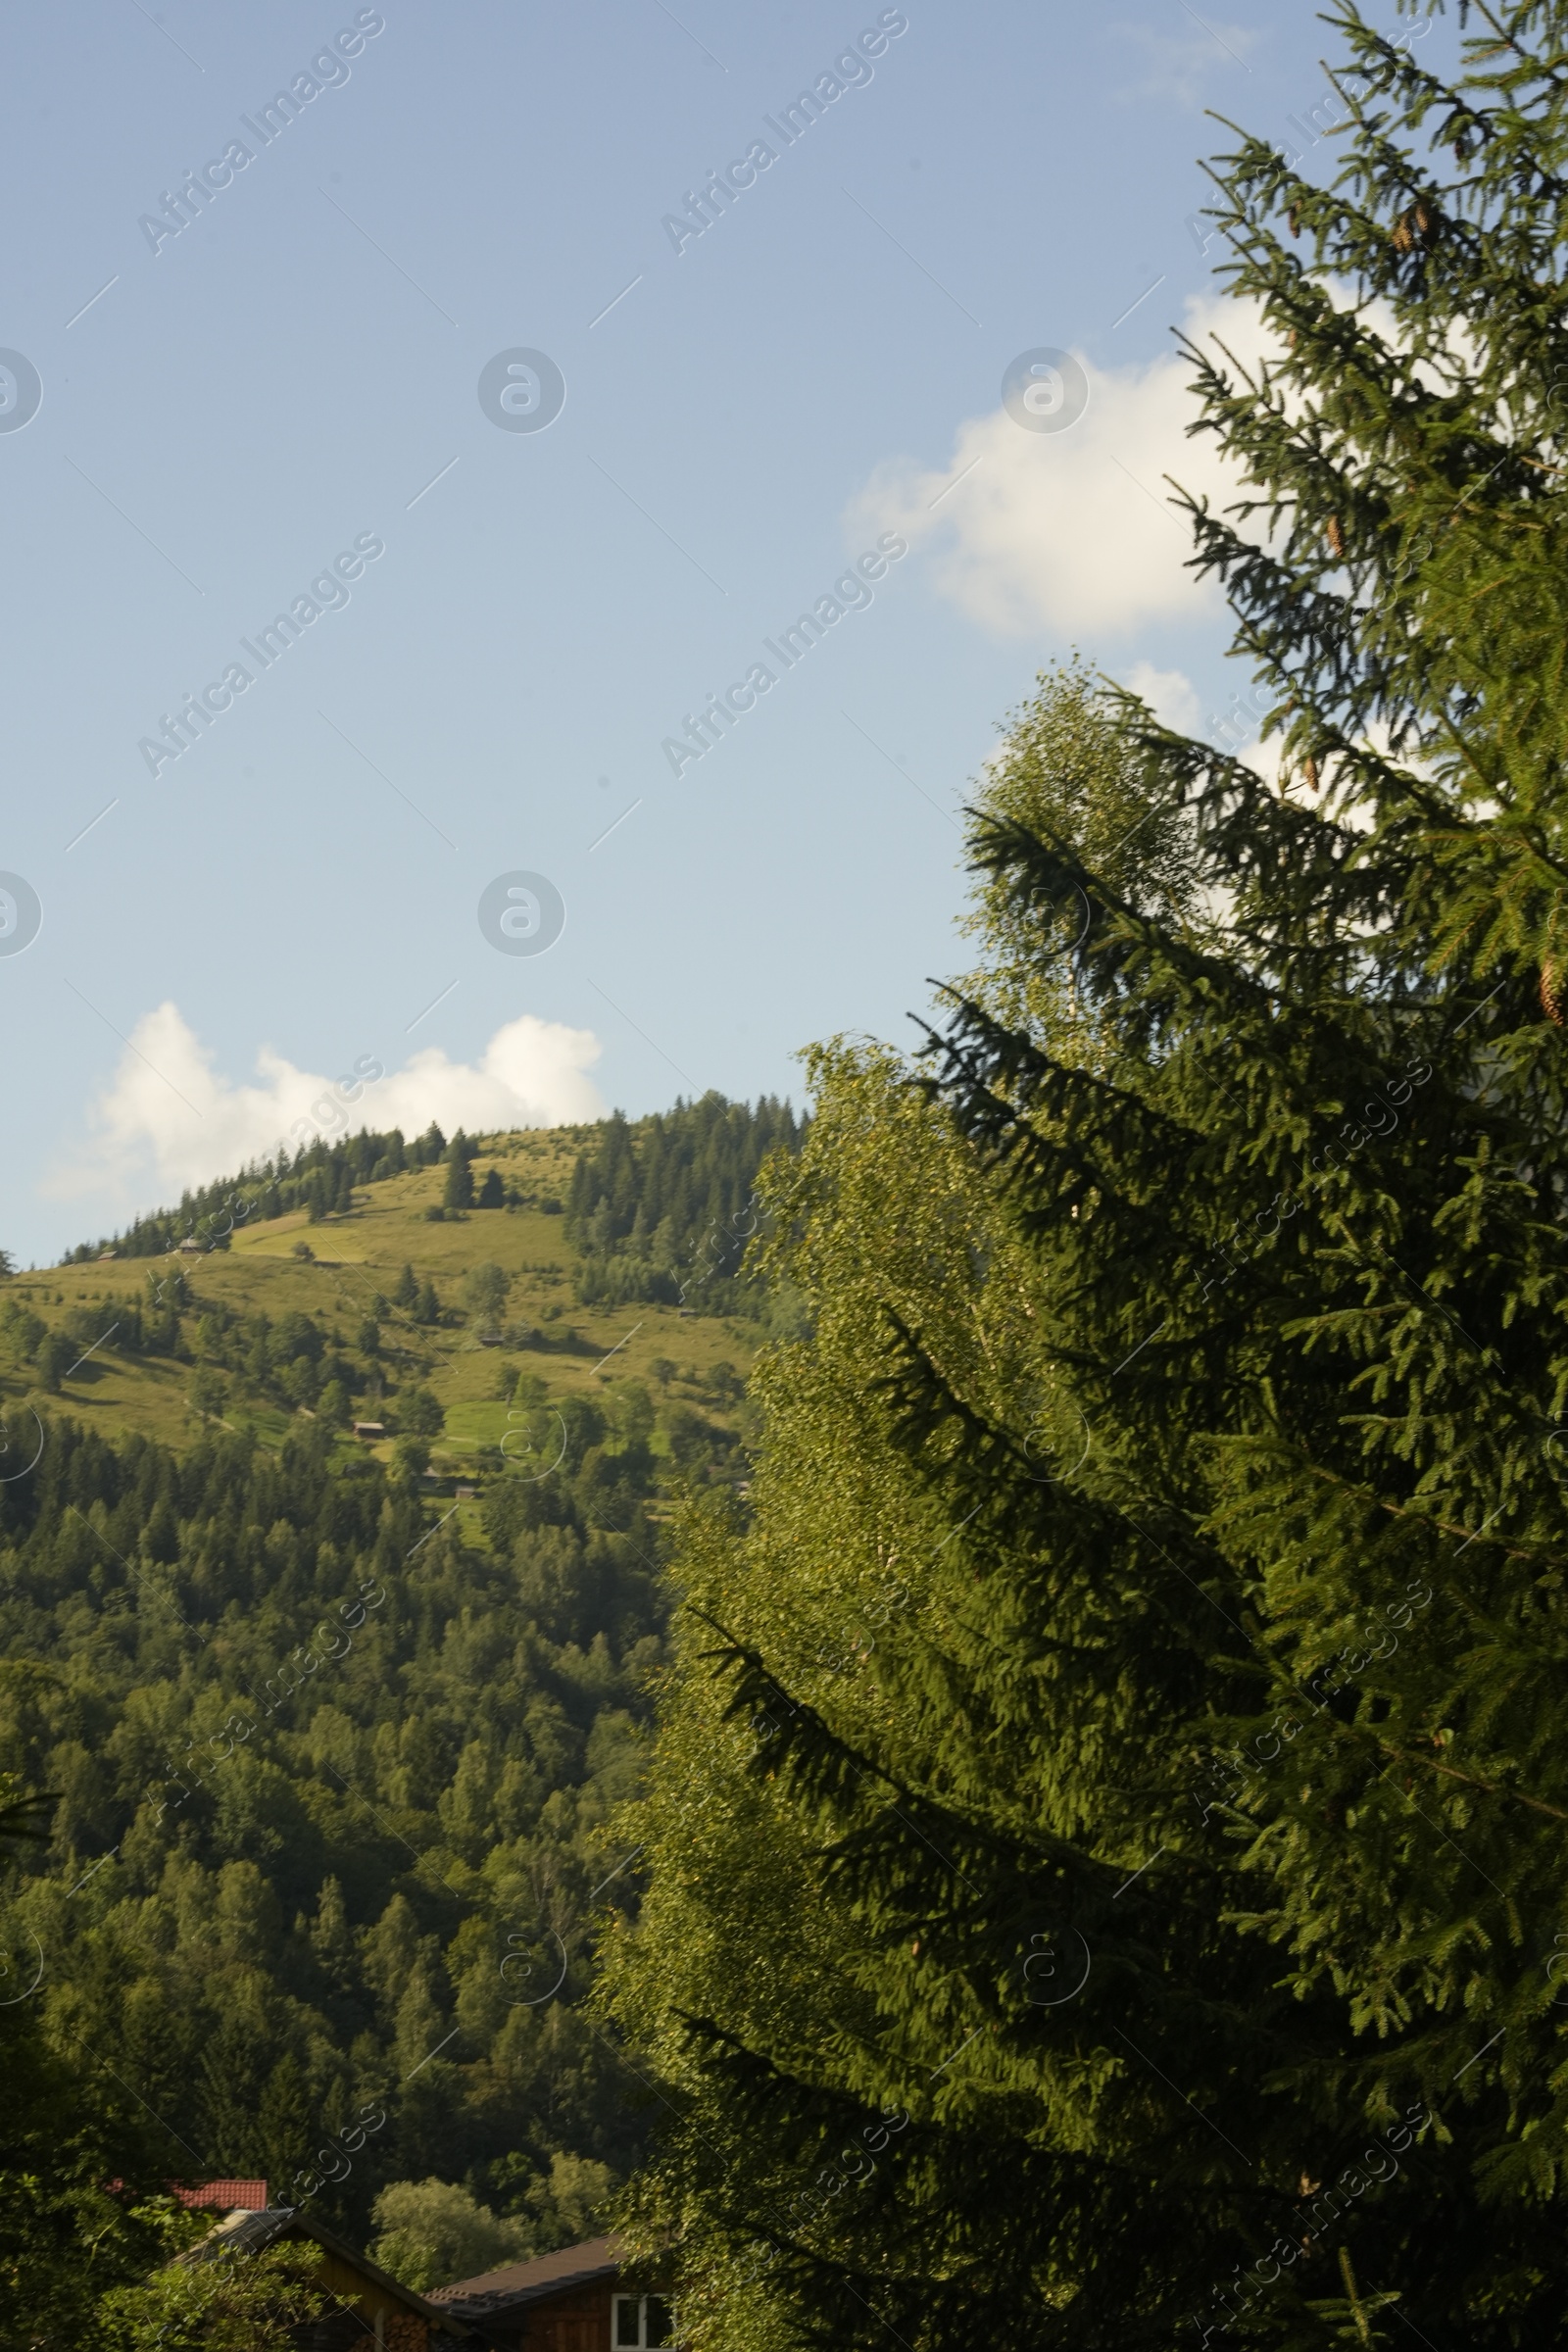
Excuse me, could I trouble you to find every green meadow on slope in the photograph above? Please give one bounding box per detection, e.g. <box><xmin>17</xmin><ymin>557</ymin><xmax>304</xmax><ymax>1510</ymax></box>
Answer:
<box><xmin>5</xmin><ymin>1110</ymin><xmax>784</xmax><ymax>1478</ymax></box>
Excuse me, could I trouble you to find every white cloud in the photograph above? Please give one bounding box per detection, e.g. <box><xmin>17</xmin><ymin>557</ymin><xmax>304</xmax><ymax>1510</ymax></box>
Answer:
<box><xmin>1115</xmin><ymin>19</ymin><xmax>1260</xmax><ymax>109</ymax></box>
<box><xmin>48</xmin><ymin>1004</ymin><xmax>606</xmax><ymax>1214</ymax></box>
<box><xmin>849</xmin><ymin>294</ymin><xmax>1277</xmax><ymax>641</ymax></box>
<box><xmin>1124</xmin><ymin>661</ymin><xmax>1204</xmax><ymax>738</ymax></box>
<box><xmin>1120</xmin><ymin>658</ymin><xmax>1288</xmax><ymax>786</ymax></box>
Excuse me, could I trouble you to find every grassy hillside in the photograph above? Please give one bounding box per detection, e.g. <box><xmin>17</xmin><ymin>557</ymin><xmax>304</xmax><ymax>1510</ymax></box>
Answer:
<box><xmin>2</xmin><ymin>1125</ymin><xmax>760</xmax><ymax>1484</ymax></box>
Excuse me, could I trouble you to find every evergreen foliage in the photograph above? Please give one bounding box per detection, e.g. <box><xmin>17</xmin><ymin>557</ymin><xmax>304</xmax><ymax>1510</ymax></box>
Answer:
<box><xmin>50</xmin><ymin>1118</ymin><xmax>561</xmax><ymax>1268</ymax></box>
<box><xmin>444</xmin><ymin>1133</ymin><xmax>477</xmax><ymax>1214</ymax></box>
<box><xmin>607</xmin><ymin>14</ymin><xmax>1568</xmax><ymax>2346</ymax></box>
<box><xmin>0</xmin><ymin>1790</ymin><xmax>175</xmax><ymax>2349</ymax></box>
<box><xmin>0</xmin><ymin>1403</ymin><xmax>675</xmax><ymax>2251</ymax></box>
<box><xmin>61</xmin><ymin>1125</ymin><xmax>454</xmax><ymax>1264</ymax></box>
<box><xmin>567</xmin><ymin>1095</ymin><xmax>807</xmax><ymax>1314</ymax></box>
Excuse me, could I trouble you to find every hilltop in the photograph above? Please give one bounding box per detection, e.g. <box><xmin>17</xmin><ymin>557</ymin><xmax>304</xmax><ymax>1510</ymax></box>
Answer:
<box><xmin>0</xmin><ymin>1101</ymin><xmax>801</xmax><ymax>1492</ymax></box>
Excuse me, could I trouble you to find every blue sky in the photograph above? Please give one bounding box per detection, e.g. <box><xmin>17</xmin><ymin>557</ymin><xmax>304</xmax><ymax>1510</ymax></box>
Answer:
<box><xmin>0</xmin><ymin>0</ymin><xmax>1452</xmax><ymax>1263</ymax></box>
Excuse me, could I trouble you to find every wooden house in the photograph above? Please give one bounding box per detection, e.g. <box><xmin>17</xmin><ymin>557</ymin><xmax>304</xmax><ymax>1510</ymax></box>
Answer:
<box><xmin>428</xmin><ymin>2235</ymin><xmax>676</xmax><ymax>2352</ymax></box>
<box><xmin>185</xmin><ymin>2203</ymin><xmax>471</xmax><ymax>2351</ymax></box>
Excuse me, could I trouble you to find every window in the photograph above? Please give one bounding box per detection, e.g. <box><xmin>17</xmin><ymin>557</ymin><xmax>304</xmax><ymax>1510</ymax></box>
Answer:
<box><xmin>612</xmin><ymin>2295</ymin><xmax>675</xmax><ymax>2349</ymax></box>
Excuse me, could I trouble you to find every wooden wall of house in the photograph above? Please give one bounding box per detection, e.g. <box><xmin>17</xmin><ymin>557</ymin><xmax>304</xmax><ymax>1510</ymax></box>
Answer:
<box><xmin>514</xmin><ymin>2281</ymin><xmax>614</xmax><ymax>2352</ymax></box>
<box><xmin>295</xmin><ymin>2246</ymin><xmax>432</xmax><ymax>2352</ymax></box>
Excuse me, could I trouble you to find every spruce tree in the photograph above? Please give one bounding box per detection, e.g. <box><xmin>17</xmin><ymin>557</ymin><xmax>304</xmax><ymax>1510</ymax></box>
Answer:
<box><xmin>444</xmin><ymin>1133</ymin><xmax>475</xmax><ymax>1213</ymax></box>
<box><xmin>608</xmin><ymin>10</ymin><xmax>1568</xmax><ymax>2347</ymax></box>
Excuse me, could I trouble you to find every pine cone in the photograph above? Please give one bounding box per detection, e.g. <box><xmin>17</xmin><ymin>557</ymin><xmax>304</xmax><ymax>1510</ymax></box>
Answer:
<box><xmin>1303</xmin><ymin>756</ymin><xmax>1320</xmax><ymax>792</ymax></box>
<box><xmin>1543</xmin><ymin>962</ymin><xmax>1564</xmax><ymax>1025</ymax></box>
<box><xmin>1326</xmin><ymin>515</ymin><xmax>1345</xmax><ymax>558</ymax></box>
<box><xmin>1395</xmin><ymin>201</ymin><xmax>1438</xmax><ymax>253</ymax></box>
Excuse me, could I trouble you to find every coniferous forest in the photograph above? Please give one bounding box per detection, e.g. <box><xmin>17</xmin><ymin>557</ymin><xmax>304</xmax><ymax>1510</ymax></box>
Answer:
<box><xmin>12</xmin><ymin>8</ymin><xmax>1568</xmax><ymax>2348</ymax></box>
<box><xmin>567</xmin><ymin>1096</ymin><xmax>807</xmax><ymax>1313</ymax></box>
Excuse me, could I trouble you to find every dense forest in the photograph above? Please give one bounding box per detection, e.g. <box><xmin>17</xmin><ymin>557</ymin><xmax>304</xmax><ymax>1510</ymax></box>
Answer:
<box><xmin>0</xmin><ymin>1406</ymin><xmax>662</xmax><ymax>2233</ymax></box>
<box><xmin>566</xmin><ymin>1096</ymin><xmax>806</xmax><ymax>1313</ymax></box>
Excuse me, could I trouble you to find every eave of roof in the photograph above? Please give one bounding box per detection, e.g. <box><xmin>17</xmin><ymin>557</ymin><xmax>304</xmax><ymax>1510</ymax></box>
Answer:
<box><xmin>183</xmin><ymin>2204</ymin><xmax>471</xmax><ymax>2328</ymax></box>
<box><xmin>429</xmin><ymin>2234</ymin><xmax>628</xmax><ymax>2313</ymax></box>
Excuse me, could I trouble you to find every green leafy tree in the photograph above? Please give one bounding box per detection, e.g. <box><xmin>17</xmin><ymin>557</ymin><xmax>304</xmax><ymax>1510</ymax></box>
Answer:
<box><xmin>392</xmin><ymin>1433</ymin><xmax>431</xmax><ymax>1485</ymax></box>
<box><xmin>607</xmin><ymin>15</ymin><xmax>1568</xmax><ymax>2348</ymax></box>
<box><xmin>464</xmin><ymin>1263</ymin><xmax>511</xmax><ymax>1328</ymax></box>
<box><xmin>478</xmin><ymin>1168</ymin><xmax>506</xmax><ymax>1209</ymax></box>
<box><xmin>368</xmin><ymin>2177</ymin><xmax>527</xmax><ymax>2291</ymax></box>
<box><xmin>197</xmin><ymin>2011</ymin><xmax>270</xmax><ymax>2175</ymax></box>
<box><xmin>95</xmin><ymin>2210</ymin><xmax>327</xmax><ymax>2352</ymax></box>
<box><xmin>0</xmin><ymin>1779</ymin><xmax>172</xmax><ymax>2350</ymax></box>
<box><xmin>34</xmin><ymin>1331</ymin><xmax>74</xmax><ymax>1394</ymax></box>
<box><xmin>610</xmin><ymin>1383</ymin><xmax>657</xmax><ymax>1448</ymax></box>
<box><xmin>484</xmin><ymin>2150</ymin><xmax>617</xmax><ymax>2253</ymax></box>
<box><xmin>399</xmin><ymin>1387</ymin><xmax>444</xmax><ymax>1439</ymax></box>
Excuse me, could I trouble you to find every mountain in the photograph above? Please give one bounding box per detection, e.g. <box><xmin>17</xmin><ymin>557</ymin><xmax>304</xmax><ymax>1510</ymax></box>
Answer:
<box><xmin>0</xmin><ymin>1102</ymin><xmax>796</xmax><ymax>2256</ymax></box>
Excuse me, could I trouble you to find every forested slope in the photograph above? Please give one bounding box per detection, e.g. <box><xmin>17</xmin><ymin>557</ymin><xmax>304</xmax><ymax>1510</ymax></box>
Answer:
<box><xmin>567</xmin><ymin>1095</ymin><xmax>806</xmax><ymax>1313</ymax></box>
<box><xmin>0</xmin><ymin>1098</ymin><xmax>799</xmax><ymax>2285</ymax></box>
<box><xmin>1</xmin><ymin>1407</ymin><xmax>663</xmax><ymax>2240</ymax></box>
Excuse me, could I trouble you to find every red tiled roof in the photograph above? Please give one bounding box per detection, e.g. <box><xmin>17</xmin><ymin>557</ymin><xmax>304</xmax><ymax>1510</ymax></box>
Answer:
<box><xmin>174</xmin><ymin>2180</ymin><xmax>270</xmax><ymax>2211</ymax></box>
<box><xmin>429</xmin><ymin>2234</ymin><xmax>626</xmax><ymax>2311</ymax></box>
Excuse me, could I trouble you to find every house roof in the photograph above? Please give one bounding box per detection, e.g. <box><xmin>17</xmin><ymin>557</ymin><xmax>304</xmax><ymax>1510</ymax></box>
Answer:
<box><xmin>429</xmin><ymin>2234</ymin><xmax>626</xmax><ymax>2314</ymax></box>
<box><xmin>174</xmin><ymin>2179</ymin><xmax>269</xmax><ymax>2211</ymax></box>
<box><xmin>185</xmin><ymin>2204</ymin><xmax>467</xmax><ymax>2328</ymax></box>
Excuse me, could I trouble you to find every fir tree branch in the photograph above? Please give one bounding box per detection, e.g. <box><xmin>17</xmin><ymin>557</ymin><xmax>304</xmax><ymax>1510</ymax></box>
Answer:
<box><xmin>1381</xmin><ymin>1740</ymin><xmax>1568</xmax><ymax>1823</ymax></box>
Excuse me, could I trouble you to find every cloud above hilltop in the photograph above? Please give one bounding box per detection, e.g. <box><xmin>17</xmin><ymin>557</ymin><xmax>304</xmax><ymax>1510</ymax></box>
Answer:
<box><xmin>47</xmin><ymin>1004</ymin><xmax>606</xmax><ymax>1221</ymax></box>
<box><xmin>848</xmin><ymin>294</ymin><xmax>1278</xmax><ymax>641</ymax></box>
